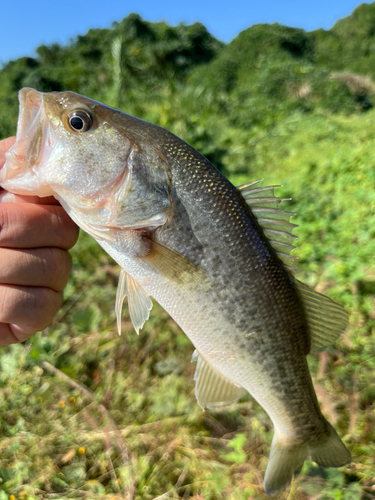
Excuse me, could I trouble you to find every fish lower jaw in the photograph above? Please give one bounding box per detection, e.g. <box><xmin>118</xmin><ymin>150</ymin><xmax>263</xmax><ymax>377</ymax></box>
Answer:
<box><xmin>0</xmin><ymin>152</ymin><xmax>27</xmax><ymax>183</ymax></box>
<box><xmin>0</xmin><ymin>168</ymin><xmax>54</xmax><ymax>197</ymax></box>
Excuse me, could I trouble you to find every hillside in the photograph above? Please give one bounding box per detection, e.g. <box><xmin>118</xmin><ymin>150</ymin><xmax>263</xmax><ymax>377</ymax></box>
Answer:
<box><xmin>0</xmin><ymin>14</ymin><xmax>222</xmax><ymax>138</ymax></box>
<box><xmin>314</xmin><ymin>1</ymin><xmax>375</xmax><ymax>77</ymax></box>
<box><xmin>3</xmin><ymin>4</ymin><xmax>375</xmax><ymax>140</ymax></box>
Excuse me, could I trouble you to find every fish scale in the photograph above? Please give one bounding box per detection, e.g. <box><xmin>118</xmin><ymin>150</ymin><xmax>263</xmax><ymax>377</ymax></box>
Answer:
<box><xmin>0</xmin><ymin>88</ymin><xmax>351</xmax><ymax>497</ymax></box>
<box><xmin>150</xmin><ymin>131</ymin><xmax>332</xmax><ymax>441</ymax></box>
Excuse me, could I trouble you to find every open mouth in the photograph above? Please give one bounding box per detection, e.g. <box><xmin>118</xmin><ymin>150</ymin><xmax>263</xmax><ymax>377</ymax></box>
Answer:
<box><xmin>0</xmin><ymin>88</ymin><xmax>52</xmax><ymax>195</ymax></box>
<box><xmin>17</xmin><ymin>88</ymin><xmax>44</xmax><ymax>139</ymax></box>
<box><xmin>5</xmin><ymin>88</ymin><xmax>44</xmax><ymax>172</ymax></box>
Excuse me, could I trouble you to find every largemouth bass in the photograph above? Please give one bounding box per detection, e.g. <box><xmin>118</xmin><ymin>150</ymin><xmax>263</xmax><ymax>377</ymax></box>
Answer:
<box><xmin>0</xmin><ymin>88</ymin><xmax>351</xmax><ymax>496</ymax></box>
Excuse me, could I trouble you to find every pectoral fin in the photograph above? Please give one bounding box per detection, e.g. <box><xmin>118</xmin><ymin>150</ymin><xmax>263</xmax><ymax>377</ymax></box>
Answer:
<box><xmin>115</xmin><ymin>269</ymin><xmax>153</xmax><ymax>335</ymax></box>
<box><xmin>192</xmin><ymin>350</ymin><xmax>246</xmax><ymax>409</ymax></box>
<box><xmin>144</xmin><ymin>238</ymin><xmax>208</xmax><ymax>288</ymax></box>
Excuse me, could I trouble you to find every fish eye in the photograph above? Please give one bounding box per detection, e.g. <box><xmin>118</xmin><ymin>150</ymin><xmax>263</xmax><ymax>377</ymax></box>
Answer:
<box><xmin>67</xmin><ymin>109</ymin><xmax>93</xmax><ymax>133</ymax></box>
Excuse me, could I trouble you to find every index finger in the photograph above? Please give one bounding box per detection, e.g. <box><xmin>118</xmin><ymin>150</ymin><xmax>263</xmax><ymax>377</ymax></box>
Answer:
<box><xmin>0</xmin><ymin>203</ymin><xmax>79</xmax><ymax>250</ymax></box>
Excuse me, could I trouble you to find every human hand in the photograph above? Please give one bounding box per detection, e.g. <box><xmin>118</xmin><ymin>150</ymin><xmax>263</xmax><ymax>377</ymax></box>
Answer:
<box><xmin>0</xmin><ymin>137</ymin><xmax>79</xmax><ymax>345</ymax></box>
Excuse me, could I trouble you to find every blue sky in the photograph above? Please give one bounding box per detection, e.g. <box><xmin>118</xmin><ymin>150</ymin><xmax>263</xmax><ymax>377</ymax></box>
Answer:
<box><xmin>1</xmin><ymin>0</ymin><xmax>370</xmax><ymax>65</ymax></box>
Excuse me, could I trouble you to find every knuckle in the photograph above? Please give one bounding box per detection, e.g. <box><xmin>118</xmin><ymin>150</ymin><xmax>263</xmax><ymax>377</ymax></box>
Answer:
<box><xmin>0</xmin><ymin>205</ymin><xmax>15</xmax><ymax>246</ymax></box>
<box><xmin>52</xmin><ymin>206</ymin><xmax>79</xmax><ymax>249</ymax></box>
<box><xmin>54</xmin><ymin>249</ymin><xmax>73</xmax><ymax>290</ymax></box>
<box><xmin>0</xmin><ymin>285</ymin><xmax>13</xmax><ymax>319</ymax></box>
<box><xmin>39</xmin><ymin>248</ymin><xmax>73</xmax><ymax>291</ymax></box>
<box><xmin>26</xmin><ymin>287</ymin><xmax>62</xmax><ymax>330</ymax></box>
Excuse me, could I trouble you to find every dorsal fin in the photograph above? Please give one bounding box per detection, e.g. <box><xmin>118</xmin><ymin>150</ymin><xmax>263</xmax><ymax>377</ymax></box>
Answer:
<box><xmin>115</xmin><ymin>269</ymin><xmax>153</xmax><ymax>335</ymax></box>
<box><xmin>238</xmin><ymin>181</ymin><xmax>348</xmax><ymax>350</ymax></box>
<box><xmin>237</xmin><ymin>181</ymin><xmax>298</xmax><ymax>271</ymax></box>
<box><xmin>192</xmin><ymin>350</ymin><xmax>246</xmax><ymax>409</ymax></box>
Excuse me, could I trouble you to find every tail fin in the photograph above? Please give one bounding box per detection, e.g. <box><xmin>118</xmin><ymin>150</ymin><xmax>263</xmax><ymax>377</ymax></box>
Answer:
<box><xmin>264</xmin><ymin>424</ymin><xmax>351</xmax><ymax>497</ymax></box>
<box><xmin>263</xmin><ymin>436</ymin><xmax>307</xmax><ymax>496</ymax></box>
<box><xmin>310</xmin><ymin>421</ymin><xmax>351</xmax><ymax>467</ymax></box>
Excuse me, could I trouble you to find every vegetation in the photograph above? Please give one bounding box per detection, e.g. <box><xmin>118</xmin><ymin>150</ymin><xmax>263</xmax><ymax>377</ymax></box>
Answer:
<box><xmin>0</xmin><ymin>3</ymin><xmax>374</xmax><ymax>499</ymax></box>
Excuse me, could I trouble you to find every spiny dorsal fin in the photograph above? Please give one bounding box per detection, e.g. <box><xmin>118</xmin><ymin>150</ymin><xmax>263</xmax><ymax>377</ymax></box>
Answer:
<box><xmin>238</xmin><ymin>180</ymin><xmax>291</xmax><ymax>208</ymax></box>
<box><xmin>115</xmin><ymin>269</ymin><xmax>153</xmax><ymax>335</ymax></box>
<box><xmin>293</xmin><ymin>278</ymin><xmax>349</xmax><ymax>353</ymax></box>
<box><xmin>192</xmin><ymin>350</ymin><xmax>246</xmax><ymax>409</ymax></box>
<box><xmin>237</xmin><ymin>181</ymin><xmax>298</xmax><ymax>271</ymax></box>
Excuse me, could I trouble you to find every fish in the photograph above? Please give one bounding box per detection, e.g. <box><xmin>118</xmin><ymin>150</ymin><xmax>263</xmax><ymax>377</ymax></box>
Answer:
<box><xmin>0</xmin><ymin>87</ymin><xmax>351</xmax><ymax>496</ymax></box>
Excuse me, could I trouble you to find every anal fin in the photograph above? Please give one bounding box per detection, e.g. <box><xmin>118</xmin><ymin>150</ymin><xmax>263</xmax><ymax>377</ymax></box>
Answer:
<box><xmin>115</xmin><ymin>269</ymin><xmax>153</xmax><ymax>335</ymax></box>
<box><xmin>192</xmin><ymin>350</ymin><xmax>246</xmax><ymax>409</ymax></box>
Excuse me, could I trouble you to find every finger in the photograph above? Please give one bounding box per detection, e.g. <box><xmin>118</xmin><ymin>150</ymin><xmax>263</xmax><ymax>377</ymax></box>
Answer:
<box><xmin>0</xmin><ymin>247</ymin><xmax>72</xmax><ymax>292</ymax></box>
<box><xmin>0</xmin><ymin>323</ymin><xmax>25</xmax><ymax>345</ymax></box>
<box><xmin>0</xmin><ymin>284</ymin><xmax>63</xmax><ymax>333</ymax></box>
<box><xmin>0</xmin><ymin>322</ymin><xmax>34</xmax><ymax>345</ymax></box>
<box><xmin>0</xmin><ymin>203</ymin><xmax>79</xmax><ymax>250</ymax></box>
<box><xmin>0</xmin><ymin>137</ymin><xmax>16</xmax><ymax>167</ymax></box>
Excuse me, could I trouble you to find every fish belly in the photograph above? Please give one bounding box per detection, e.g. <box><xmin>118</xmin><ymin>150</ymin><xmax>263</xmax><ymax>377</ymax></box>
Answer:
<box><xmin>100</xmin><ymin>234</ymin><xmax>325</xmax><ymax>443</ymax></box>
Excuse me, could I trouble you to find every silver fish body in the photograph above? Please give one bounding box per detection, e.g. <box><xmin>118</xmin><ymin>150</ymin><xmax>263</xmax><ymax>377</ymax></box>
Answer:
<box><xmin>0</xmin><ymin>88</ymin><xmax>351</xmax><ymax>495</ymax></box>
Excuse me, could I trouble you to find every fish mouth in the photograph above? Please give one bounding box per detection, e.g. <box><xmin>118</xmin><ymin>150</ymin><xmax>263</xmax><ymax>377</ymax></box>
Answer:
<box><xmin>0</xmin><ymin>88</ymin><xmax>54</xmax><ymax>196</ymax></box>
